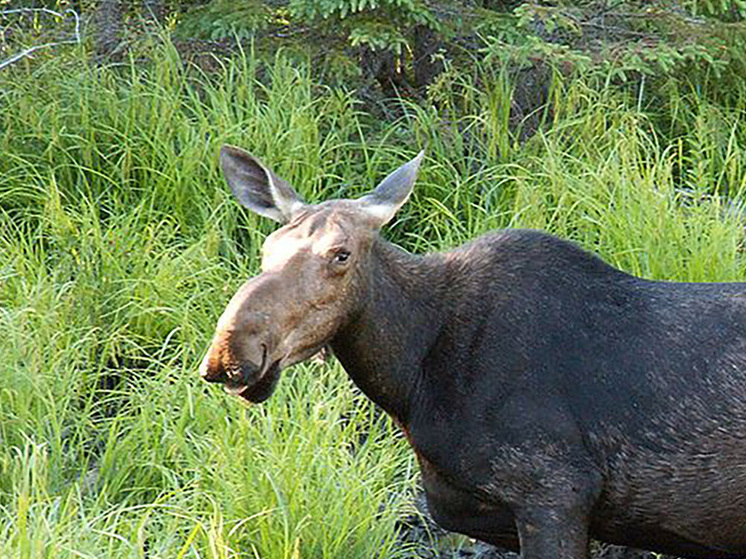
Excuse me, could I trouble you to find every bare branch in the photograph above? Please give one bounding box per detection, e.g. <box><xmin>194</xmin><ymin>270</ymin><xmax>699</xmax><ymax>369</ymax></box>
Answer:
<box><xmin>0</xmin><ymin>8</ymin><xmax>81</xmax><ymax>71</ymax></box>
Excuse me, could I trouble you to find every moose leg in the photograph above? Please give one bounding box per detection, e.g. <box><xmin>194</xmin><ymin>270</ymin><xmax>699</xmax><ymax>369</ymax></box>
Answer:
<box><xmin>514</xmin><ymin>505</ymin><xmax>591</xmax><ymax>559</ymax></box>
<box><xmin>491</xmin><ymin>448</ymin><xmax>600</xmax><ymax>559</ymax></box>
<box><xmin>485</xmin><ymin>398</ymin><xmax>602</xmax><ymax>558</ymax></box>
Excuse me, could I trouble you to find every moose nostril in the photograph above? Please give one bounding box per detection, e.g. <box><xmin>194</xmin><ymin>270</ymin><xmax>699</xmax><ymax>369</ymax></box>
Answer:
<box><xmin>200</xmin><ymin>353</ymin><xmax>227</xmax><ymax>383</ymax></box>
<box><xmin>199</xmin><ymin>341</ymin><xmax>267</xmax><ymax>385</ymax></box>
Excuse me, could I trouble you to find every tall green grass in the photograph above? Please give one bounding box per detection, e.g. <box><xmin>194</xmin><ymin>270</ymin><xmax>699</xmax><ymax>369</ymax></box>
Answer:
<box><xmin>1</xmin><ymin>39</ymin><xmax>746</xmax><ymax>557</ymax></box>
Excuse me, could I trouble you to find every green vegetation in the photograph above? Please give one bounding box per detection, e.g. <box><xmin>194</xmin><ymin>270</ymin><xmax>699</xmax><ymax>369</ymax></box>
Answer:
<box><xmin>2</xmin><ymin>25</ymin><xmax>746</xmax><ymax>559</ymax></box>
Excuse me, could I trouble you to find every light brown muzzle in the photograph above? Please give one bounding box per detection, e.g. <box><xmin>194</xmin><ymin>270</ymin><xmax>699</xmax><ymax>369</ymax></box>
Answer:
<box><xmin>199</xmin><ymin>274</ymin><xmax>285</xmax><ymax>403</ymax></box>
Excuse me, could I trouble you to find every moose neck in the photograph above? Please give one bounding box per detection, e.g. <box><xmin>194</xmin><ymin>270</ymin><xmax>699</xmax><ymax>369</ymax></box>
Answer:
<box><xmin>330</xmin><ymin>238</ymin><xmax>449</xmax><ymax>425</ymax></box>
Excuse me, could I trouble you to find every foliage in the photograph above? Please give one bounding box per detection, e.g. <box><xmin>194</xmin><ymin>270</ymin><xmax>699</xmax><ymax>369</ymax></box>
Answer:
<box><xmin>174</xmin><ymin>0</ymin><xmax>443</xmax><ymax>79</ymax></box>
<box><xmin>175</xmin><ymin>0</ymin><xmax>270</xmax><ymax>40</ymax></box>
<box><xmin>161</xmin><ymin>0</ymin><xmax>746</xmax><ymax>140</ymax></box>
<box><xmin>480</xmin><ymin>2</ymin><xmax>746</xmax><ymax>80</ymax></box>
<box><xmin>0</xmin><ymin>2</ymin><xmax>80</xmax><ymax>66</ymax></box>
<box><xmin>2</xmin><ymin>31</ymin><xmax>746</xmax><ymax>555</ymax></box>
<box><xmin>683</xmin><ymin>0</ymin><xmax>746</xmax><ymax>19</ymax></box>
<box><xmin>3</xmin><ymin>1</ymin><xmax>746</xmax><ymax>556</ymax></box>
<box><xmin>0</xmin><ymin>44</ymin><xmax>422</xmax><ymax>559</ymax></box>
<box><xmin>289</xmin><ymin>0</ymin><xmax>440</xmax><ymax>54</ymax></box>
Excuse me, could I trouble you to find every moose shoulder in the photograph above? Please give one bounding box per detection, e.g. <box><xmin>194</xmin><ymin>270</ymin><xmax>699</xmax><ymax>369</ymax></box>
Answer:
<box><xmin>200</xmin><ymin>145</ymin><xmax>746</xmax><ymax>559</ymax></box>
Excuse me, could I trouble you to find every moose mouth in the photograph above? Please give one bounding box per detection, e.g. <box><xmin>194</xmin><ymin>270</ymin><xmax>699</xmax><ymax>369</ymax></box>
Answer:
<box><xmin>223</xmin><ymin>357</ymin><xmax>283</xmax><ymax>403</ymax></box>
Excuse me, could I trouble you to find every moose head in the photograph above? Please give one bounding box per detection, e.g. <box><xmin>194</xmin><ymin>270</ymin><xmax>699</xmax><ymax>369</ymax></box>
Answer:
<box><xmin>199</xmin><ymin>146</ymin><xmax>424</xmax><ymax>402</ymax></box>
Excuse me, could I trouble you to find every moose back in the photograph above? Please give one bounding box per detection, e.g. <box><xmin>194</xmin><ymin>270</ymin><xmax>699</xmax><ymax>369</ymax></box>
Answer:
<box><xmin>200</xmin><ymin>146</ymin><xmax>746</xmax><ymax>559</ymax></box>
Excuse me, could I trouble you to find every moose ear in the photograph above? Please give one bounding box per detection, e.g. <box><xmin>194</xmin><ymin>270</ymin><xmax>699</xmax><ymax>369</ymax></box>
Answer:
<box><xmin>220</xmin><ymin>145</ymin><xmax>304</xmax><ymax>223</ymax></box>
<box><xmin>357</xmin><ymin>150</ymin><xmax>425</xmax><ymax>227</ymax></box>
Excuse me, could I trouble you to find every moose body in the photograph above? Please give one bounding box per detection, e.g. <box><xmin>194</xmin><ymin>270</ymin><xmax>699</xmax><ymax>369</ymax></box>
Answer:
<box><xmin>200</xmin><ymin>146</ymin><xmax>746</xmax><ymax>559</ymax></box>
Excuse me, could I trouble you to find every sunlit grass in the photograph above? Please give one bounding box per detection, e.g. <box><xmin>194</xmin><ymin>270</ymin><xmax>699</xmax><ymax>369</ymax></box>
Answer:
<box><xmin>1</xmin><ymin>38</ymin><xmax>746</xmax><ymax>557</ymax></box>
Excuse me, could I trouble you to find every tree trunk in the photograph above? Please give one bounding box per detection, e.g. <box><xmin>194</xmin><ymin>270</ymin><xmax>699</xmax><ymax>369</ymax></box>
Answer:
<box><xmin>143</xmin><ymin>0</ymin><xmax>166</xmax><ymax>25</ymax></box>
<box><xmin>413</xmin><ymin>24</ymin><xmax>443</xmax><ymax>89</ymax></box>
<box><xmin>359</xmin><ymin>45</ymin><xmax>409</xmax><ymax>99</ymax></box>
<box><xmin>94</xmin><ymin>0</ymin><xmax>124</xmax><ymax>61</ymax></box>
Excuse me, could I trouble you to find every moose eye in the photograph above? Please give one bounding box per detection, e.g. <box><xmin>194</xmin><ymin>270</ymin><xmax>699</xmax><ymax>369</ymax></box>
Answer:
<box><xmin>333</xmin><ymin>250</ymin><xmax>351</xmax><ymax>264</ymax></box>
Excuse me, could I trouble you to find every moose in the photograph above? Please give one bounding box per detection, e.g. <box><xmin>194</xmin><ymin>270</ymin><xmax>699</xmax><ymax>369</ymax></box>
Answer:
<box><xmin>200</xmin><ymin>146</ymin><xmax>746</xmax><ymax>559</ymax></box>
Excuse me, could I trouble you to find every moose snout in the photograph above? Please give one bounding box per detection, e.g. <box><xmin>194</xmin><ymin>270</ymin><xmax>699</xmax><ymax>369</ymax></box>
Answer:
<box><xmin>199</xmin><ymin>303</ymin><xmax>274</xmax><ymax>387</ymax></box>
<box><xmin>199</xmin><ymin>340</ymin><xmax>266</xmax><ymax>383</ymax></box>
<box><xmin>200</xmin><ymin>350</ymin><xmax>263</xmax><ymax>384</ymax></box>
<box><xmin>199</xmin><ymin>271</ymin><xmax>286</xmax><ymax>392</ymax></box>
<box><xmin>199</xmin><ymin>350</ymin><xmax>229</xmax><ymax>383</ymax></box>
